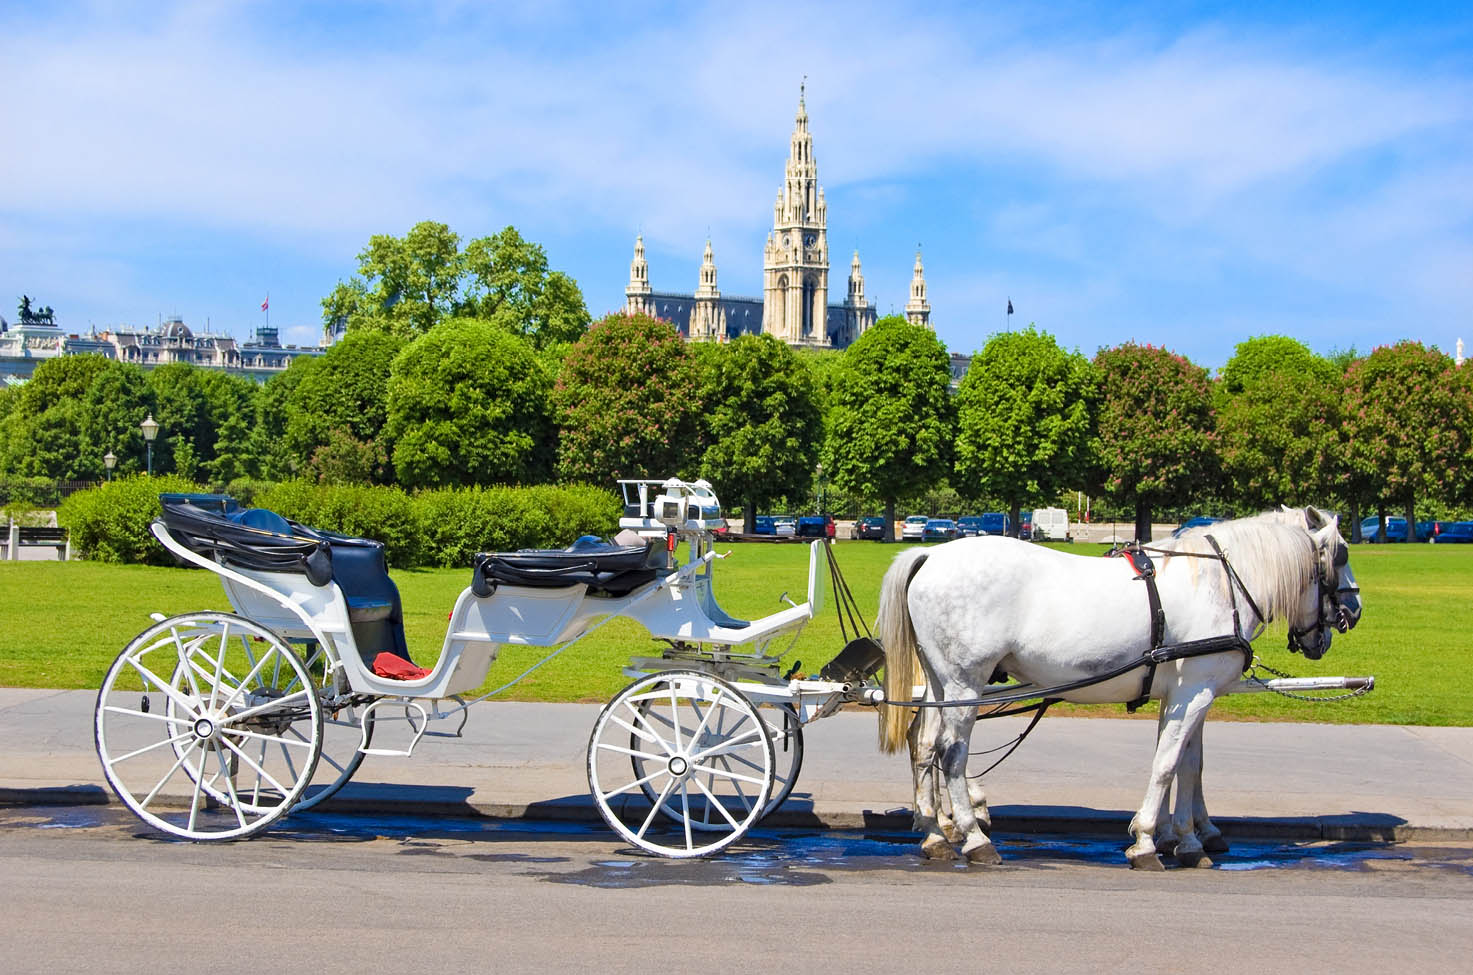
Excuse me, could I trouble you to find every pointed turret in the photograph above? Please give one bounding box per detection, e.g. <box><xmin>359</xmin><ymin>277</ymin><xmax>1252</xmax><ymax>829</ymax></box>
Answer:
<box><xmin>625</xmin><ymin>235</ymin><xmax>652</xmax><ymax>317</ymax></box>
<box><xmin>695</xmin><ymin>238</ymin><xmax>719</xmax><ymax>298</ymax></box>
<box><xmin>904</xmin><ymin>248</ymin><xmax>931</xmax><ymax>329</ymax></box>
<box><xmin>689</xmin><ymin>238</ymin><xmax>726</xmax><ymax>342</ymax></box>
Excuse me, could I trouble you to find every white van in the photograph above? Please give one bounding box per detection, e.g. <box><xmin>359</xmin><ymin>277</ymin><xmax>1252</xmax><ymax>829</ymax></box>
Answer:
<box><xmin>1032</xmin><ymin>507</ymin><xmax>1070</xmax><ymax>541</ymax></box>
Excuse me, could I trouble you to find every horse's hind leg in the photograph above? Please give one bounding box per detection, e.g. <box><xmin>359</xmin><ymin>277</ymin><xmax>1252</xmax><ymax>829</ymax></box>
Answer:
<box><xmin>908</xmin><ymin>706</ymin><xmax>955</xmax><ymax>860</ymax></box>
<box><xmin>938</xmin><ymin>705</ymin><xmax>1001</xmax><ymax>865</ymax></box>
<box><xmin>1151</xmin><ymin>709</ymin><xmax>1182</xmax><ymax>858</ymax></box>
<box><xmin>1189</xmin><ymin>732</ymin><xmax>1228</xmax><ymax>855</ymax></box>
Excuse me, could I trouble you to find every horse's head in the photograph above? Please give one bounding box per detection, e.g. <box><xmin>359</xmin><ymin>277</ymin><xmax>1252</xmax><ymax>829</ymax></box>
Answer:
<box><xmin>1287</xmin><ymin>506</ymin><xmax>1362</xmax><ymax>660</ymax></box>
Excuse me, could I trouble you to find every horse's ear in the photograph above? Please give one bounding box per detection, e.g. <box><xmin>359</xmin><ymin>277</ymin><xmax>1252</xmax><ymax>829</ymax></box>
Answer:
<box><xmin>1304</xmin><ymin>506</ymin><xmax>1328</xmax><ymax>530</ymax></box>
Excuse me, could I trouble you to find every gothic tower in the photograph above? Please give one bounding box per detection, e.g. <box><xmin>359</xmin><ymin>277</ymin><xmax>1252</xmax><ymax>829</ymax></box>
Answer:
<box><xmin>842</xmin><ymin>250</ymin><xmax>875</xmax><ymax>345</ymax></box>
<box><xmin>905</xmin><ymin>249</ymin><xmax>932</xmax><ymax>329</ymax></box>
<box><xmin>625</xmin><ymin>235</ymin><xmax>653</xmax><ymax>317</ymax></box>
<box><xmin>688</xmin><ymin>239</ymin><xmax>727</xmax><ymax>342</ymax></box>
<box><xmin>762</xmin><ymin>84</ymin><xmax>829</xmax><ymax>345</ymax></box>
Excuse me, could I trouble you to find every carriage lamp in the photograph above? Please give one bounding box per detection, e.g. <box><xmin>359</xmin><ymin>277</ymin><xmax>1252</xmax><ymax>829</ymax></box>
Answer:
<box><xmin>140</xmin><ymin>413</ymin><xmax>159</xmax><ymax>476</ymax></box>
<box><xmin>103</xmin><ymin>450</ymin><xmax>116</xmax><ymax>481</ymax></box>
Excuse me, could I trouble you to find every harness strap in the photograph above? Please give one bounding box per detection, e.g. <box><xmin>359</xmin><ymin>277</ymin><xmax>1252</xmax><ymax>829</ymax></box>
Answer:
<box><xmin>1108</xmin><ymin>543</ymin><xmax>1165</xmax><ymax>711</ymax></box>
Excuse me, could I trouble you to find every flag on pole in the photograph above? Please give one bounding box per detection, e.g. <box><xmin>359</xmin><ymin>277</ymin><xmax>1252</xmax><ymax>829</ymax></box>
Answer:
<box><xmin>1007</xmin><ymin>299</ymin><xmax>1013</xmax><ymax>316</ymax></box>
<box><xmin>261</xmin><ymin>296</ymin><xmax>269</xmax><ymax>312</ymax></box>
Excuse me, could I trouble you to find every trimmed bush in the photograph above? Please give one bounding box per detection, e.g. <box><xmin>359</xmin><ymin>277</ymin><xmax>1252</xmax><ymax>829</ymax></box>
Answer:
<box><xmin>413</xmin><ymin>483</ymin><xmax>622</xmax><ymax>567</ymax></box>
<box><xmin>253</xmin><ymin>481</ymin><xmax>421</xmax><ymax>568</ymax></box>
<box><xmin>58</xmin><ymin>474</ymin><xmax>202</xmax><ymax>564</ymax></box>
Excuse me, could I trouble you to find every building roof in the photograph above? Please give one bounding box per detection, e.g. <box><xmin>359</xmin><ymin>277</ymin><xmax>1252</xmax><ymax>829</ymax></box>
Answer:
<box><xmin>647</xmin><ymin>291</ymin><xmax>861</xmax><ymax>345</ymax></box>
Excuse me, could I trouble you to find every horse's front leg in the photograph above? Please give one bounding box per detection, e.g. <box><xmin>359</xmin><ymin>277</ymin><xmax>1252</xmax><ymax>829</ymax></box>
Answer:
<box><xmin>1126</xmin><ymin>686</ymin><xmax>1216</xmax><ymax>871</ymax></box>
<box><xmin>1151</xmin><ymin>707</ymin><xmax>1181</xmax><ymax>858</ymax></box>
<box><xmin>907</xmin><ymin>707</ymin><xmax>954</xmax><ymax>860</ymax></box>
<box><xmin>1169</xmin><ymin>725</ymin><xmax>1213</xmax><ymax>867</ymax></box>
<box><xmin>1187</xmin><ymin>730</ymin><xmax>1229</xmax><ymax>855</ymax></box>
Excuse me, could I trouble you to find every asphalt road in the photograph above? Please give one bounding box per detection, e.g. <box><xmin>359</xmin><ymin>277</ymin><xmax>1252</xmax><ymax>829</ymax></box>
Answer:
<box><xmin>3</xmin><ymin>806</ymin><xmax>1471</xmax><ymax>975</ymax></box>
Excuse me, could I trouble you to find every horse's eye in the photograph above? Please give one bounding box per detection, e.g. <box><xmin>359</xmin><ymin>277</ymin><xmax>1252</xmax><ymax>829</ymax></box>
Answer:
<box><xmin>1332</xmin><ymin>544</ymin><xmax>1348</xmax><ymax>568</ymax></box>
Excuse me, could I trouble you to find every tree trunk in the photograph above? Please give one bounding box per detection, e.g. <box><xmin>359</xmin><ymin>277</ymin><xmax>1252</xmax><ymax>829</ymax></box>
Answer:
<box><xmin>1348</xmin><ymin>499</ymin><xmax>1362</xmax><ymax>543</ymax></box>
<box><xmin>1405</xmin><ymin>494</ymin><xmax>1417</xmax><ymax>543</ymax></box>
<box><xmin>1134</xmin><ymin>501</ymin><xmax>1153</xmax><ymax>545</ymax></box>
<box><xmin>744</xmin><ymin>498</ymin><xmax>756</xmax><ymax>535</ymax></box>
<box><xmin>884</xmin><ymin>497</ymin><xmax>897</xmax><ymax>543</ymax></box>
<box><xmin>1008</xmin><ymin>501</ymin><xmax>1022</xmax><ymax>538</ymax></box>
<box><xmin>1376</xmin><ymin>505</ymin><xmax>1387</xmax><ymax>544</ymax></box>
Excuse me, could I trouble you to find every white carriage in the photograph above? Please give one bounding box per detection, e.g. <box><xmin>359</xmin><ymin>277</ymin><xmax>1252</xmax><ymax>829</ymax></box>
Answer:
<box><xmin>95</xmin><ymin>478</ymin><xmax>880</xmax><ymax>857</ymax></box>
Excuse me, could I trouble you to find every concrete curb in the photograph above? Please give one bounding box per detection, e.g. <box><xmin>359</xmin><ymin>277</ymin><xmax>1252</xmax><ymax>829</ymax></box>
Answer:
<box><xmin>8</xmin><ymin>783</ymin><xmax>1469</xmax><ymax>844</ymax></box>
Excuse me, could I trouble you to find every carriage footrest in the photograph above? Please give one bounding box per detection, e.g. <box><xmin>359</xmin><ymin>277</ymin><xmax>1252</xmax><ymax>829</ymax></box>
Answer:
<box><xmin>818</xmin><ymin>637</ymin><xmax>885</xmax><ymax>683</ymax></box>
<box><xmin>358</xmin><ymin>699</ymin><xmax>430</xmax><ymax>757</ymax></box>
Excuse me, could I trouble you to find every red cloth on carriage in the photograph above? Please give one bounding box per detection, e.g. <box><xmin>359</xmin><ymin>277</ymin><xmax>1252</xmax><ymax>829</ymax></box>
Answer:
<box><xmin>372</xmin><ymin>652</ymin><xmax>432</xmax><ymax>681</ymax></box>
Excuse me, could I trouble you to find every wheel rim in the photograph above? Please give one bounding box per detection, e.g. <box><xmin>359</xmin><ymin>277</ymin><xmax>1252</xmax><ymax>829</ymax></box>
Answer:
<box><xmin>96</xmin><ymin>613</ymin><xmax>323</xmax><ymax>840</ymax></box>
<box><xmin>588</xmin><ymin>671</ymin><xmax>774</xmax><ymax>858</ymax></box>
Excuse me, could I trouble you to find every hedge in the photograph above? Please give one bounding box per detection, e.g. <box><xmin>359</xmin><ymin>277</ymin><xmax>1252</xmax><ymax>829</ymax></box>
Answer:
<box><xmin>55</xmin><ymin>478</ymin><xmax>624</xmax><ymax>569</ymax></box>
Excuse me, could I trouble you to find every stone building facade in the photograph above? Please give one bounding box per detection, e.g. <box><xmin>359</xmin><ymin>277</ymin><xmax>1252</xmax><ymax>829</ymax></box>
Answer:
<box><xmin>625</xmin><ymin>86</ymin><xmax>933</xmax><ymax>349</ymax></box>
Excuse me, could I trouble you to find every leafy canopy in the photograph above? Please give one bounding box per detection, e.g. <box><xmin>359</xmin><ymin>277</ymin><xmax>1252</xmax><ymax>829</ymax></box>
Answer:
<box><xmin>954</xmin><ymin>326</ymin><xmax>1097</xmax><ymax>509</ymax></box>
<box><xmin>698</xmin><ymin>334</ymin><xmax>824</xmax><ymax>516</ymax></box>
<box><xmin>553</xmin><ymin>312</ymin><xmax>703</xmax><ymax>485</ymax></box>
<box><xmin>386</xmin><ymin>318</ymin><xmax>555</xmax><ymax>488</ymax></box>
<box><xmin>823</xmin><ymin>316</ymin><xmax>955</xmax><ymax>506</ymax></box>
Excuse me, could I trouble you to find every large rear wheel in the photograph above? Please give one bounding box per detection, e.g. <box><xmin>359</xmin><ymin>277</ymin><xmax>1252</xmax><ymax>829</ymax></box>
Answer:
<box><xmin>96</xmin><ymin>613</ymin><xmax>322</xmax><ymax>841</ymax></box>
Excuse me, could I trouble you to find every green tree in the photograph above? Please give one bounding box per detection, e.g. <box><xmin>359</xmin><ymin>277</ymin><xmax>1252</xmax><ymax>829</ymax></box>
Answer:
<box><xmin>0</xmin><ymin>355</ymin><xmax>120</xmax><ymax>479</ymax></box>
<box><xmin>463</xmin><ymin>226</ymin><xmax>590</xmax><ymax>347</ymax></box>
<box><xmin>822</xmin><ymin>316</ymin><xmax>955</xmax><ymax>538</ymax></box>
<box><xmin>322</xmin><ymin>222</ymin><xmax>588</xmax><ymax>346</ymax></box>
<box><xmin>284</xmin><ymin>331</ymin><xmax>405</xmax><ymax>483</ymax></box>
<box><xmin>386</xmin><ymin>318</ymin><xmax>554</xmax><ymax>488</ymax></box>
<box><xmin>1093</xmin><ymin>342</ymin><xmax>1216</xmax><ymax>542</ymax></box>
<box><xmin>553</xmin><ymin>312</ymin><xmax>703</xmax><ymax>485</ymax></box>
<box><xmin>1215</xmin><ymin>336</ymin><xmax>1342</xmax><ymax>511</ymax></box>
<box><xmin>81</xmin><ymin>360</ymin><xmax>153</xmax><ymax>478</ymax></box>
<box><xmin>1341</xmin><ymin>341</ymin><xmax>1473</xmax><ymax>541</ymax></box>
<box><xmin>145</xmin><ymin>363</ymin><xmax>211</xmax><ymax>475</ymax></box>
<box><xmin>253</xmin><ymin>356</ymin><xmax>321</xmax><ymax>480</ymax></box>
<box><xmin>954</xmin><ymin>326</ymin><xmax>1098</xmax><ymax>534</ymax></box>
<box><xmin>698</xmin><ymin>334</ymin><xmax>824</xmax><ymax>532</ymax></box>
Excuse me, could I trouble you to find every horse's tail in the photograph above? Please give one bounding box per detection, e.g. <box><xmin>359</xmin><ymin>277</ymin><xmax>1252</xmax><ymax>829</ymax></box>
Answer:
<box><xmin>877</xmin><ymin>547</ymin><xmax>930</xmax><ymax>754</ymax></box>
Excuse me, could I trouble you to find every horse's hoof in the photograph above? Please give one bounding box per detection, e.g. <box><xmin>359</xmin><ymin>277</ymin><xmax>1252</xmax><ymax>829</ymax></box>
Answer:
<box><xmin>1126</xmin><ymin>849</ymin><xmax>1165</xmax><ymax>871</ymax></box>
<box><xmin>1155</xmin><ymin>837</ymin><xmax>1179</xmax><ymax>858</ymax></box>
<box><xmin>1176</xmin><ymin>849</ymin><xmax>1214</xmax><ymax>869</ymax></box>
<box><xmin>941</xmin><ymin>823</ymin><xmax>965</xmax><ymax>845</ymax></box>
<box><xmin>921</xmin><ymin>837</ymin><xmax>958</xmax><ymax>861</ymax></box>
<box><xmin>1201</xmin><ymin>833</ymin><xmax>1230</xmax><ymax>855</ymax></box>
<box><xmin>964</xmin><ymin>840</ymin><xmax>1003</xmax><ymax>865</ymax></box>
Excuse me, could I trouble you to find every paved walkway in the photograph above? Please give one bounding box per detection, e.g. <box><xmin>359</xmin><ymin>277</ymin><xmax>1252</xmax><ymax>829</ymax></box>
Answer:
<box><xmin>4</xmin><ymin>688</ymin><xmax>1470</xmax><ymax>841</ymax></box>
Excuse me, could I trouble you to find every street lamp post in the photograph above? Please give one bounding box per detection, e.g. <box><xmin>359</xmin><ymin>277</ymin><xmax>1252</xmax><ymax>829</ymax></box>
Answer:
<box><xmin>103</xmin><ymin>450</ymin><xmax>116</xmax><ymax>482</ymax></box>
<box><xmin>140</xmin><ymin>413</ymin><xmax>159</xmax><ymax>476</ymax></box>
<box><xmin>816</xmin><ymin>462</ymin><xmax>825</xmax><ymax>515</ymax></box>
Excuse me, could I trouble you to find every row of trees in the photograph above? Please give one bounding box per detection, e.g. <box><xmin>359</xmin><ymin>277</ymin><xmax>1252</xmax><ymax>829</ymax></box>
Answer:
<box><xmin>5</xmin><ymin>220</ymin><xmax>1468</xmax><ymax>542</ymax></box>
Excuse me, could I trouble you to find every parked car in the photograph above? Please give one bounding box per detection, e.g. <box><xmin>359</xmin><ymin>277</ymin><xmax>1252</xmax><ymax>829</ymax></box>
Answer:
<box><xmin>796</xmin><ymin>514</ymin><xmax>835</xmax><ymax>538</ymax></box>
<box><xmin>901</xmin><ymin>515</ymin><xmax>929</xmax><ymax>541</ymax></box>
<box><xmin>1432</xmin><ymin>521</ymin><xmax>1473</xmax><ymax>543</ymax></box>
<box><xmin>1172</xmin><ymin>516</ymin><xmax>1225</xmax><ymax>538</ymax></box>
<box><xmin>922</xmin><ymin>518</ymin><xmax>958</xmax><ymax>542</ymax></box>
<box><xmin>978</xmin><ymin>512</ymin><xmax>1011</xmax><ymax>536</ymax></box>
<box><xmin>1360</xmin><ymin>516</ymin><xmax>1410</xmax><ymax>542</ymax></box>
<box><xmin>774</xmin><ymin>517</ymin><xmax>797</xmax><ymax>537</ymax></box>
<box><xmin>1416</xmin><ymin>520</ymin><xmax>1442</xmax><ymax>542</ymax></box>
<box><xmin>753</xmin><ymin>515</ymin><xmax>776</xmax><ymax>536</ymax></box>
<box><xmin>956</xmin><ymin>515</ymin><xmax>985</xmax><ymax>537</ymax></box>
<box><xmin>1019</xmin><ymin>511</ymin><xmax>1033</xmax><ymax>541</ymax></box>
<box><xmin>856</xmin><ymin>516</ymin><xmax>887</xmax><ymax>540</ymax></box>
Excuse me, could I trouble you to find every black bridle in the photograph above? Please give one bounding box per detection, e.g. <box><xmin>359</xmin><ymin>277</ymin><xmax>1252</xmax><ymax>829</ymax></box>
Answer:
<box><xmin>1286</xmin><ymin>537</ymin><xmax>1359</xmax><ymax>659</ymax></box>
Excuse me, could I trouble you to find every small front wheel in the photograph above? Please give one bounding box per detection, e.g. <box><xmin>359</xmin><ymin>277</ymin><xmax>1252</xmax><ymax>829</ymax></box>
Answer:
<box><xmin>96</xmin><ymin>613</ymin><xmax>323</xmax><ymax>841</ymax></box>
<box><xmin>587</xmin><ymin>671</ymin><xmax>774</xmax><ymax>858</ymax></box>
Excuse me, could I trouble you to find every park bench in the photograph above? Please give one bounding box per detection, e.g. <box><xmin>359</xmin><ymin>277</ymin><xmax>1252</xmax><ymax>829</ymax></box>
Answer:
<box><xmin>5</xmin><ymin>525</ymin><xmax>70</xmax><ymax>561</ymax></box>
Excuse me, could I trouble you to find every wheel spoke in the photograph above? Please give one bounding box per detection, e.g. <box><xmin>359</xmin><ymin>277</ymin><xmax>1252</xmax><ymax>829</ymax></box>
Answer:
<box><xmin>680</xmin><ymin>781</ymin><xmax>693</xmax><ymax>850</ymax></box>
<box><xmin>109</xmin><ymin>731</ymin><xmax>195</xmax><ymax>766</ymax></box>
<box><xmin>220</xmin><ymin>688</ymin><xmax>312</xmax><ymax>727</ymax></box>
<box><xmin>621</xmin><ymin>702</ymin><xmax>676</xmax><ymax>756</ymax></box>
<box><xmin>138</xmin><ymin>740</ymin><xmax>198</xmax><ymax>809</ymax></box>
<box><xmin>689</xmin><ymin>724</ymin><xmax>764</xmax><ymax>762</ymax></box>
<box><xmin>219</xmin><ymin>735</ymin><xmax>292</xmax><ymax>798</ymax></box>
<box><xmin>101</xmin><ymin>704</ymin><xmax>192</xmax><ymax>727</ymax></box>
<box><xmin>218</xmin><ymin>747</ymin><xmax>249</xmax><ymax>829</ymax></box>
<box><xmin>689</xmin><ymin>761</ymin><xmax>769</xmax><ymax>788</ymax></box>
<box><xmin>690</xmin><ymin>775</ymin><xmax>744</xmax><ymax>830</ymax></box>
<box><xmin>598</xmin><ymin>765</ymin><xmax>667</xmax><ymax>801</ymax></box>
<box><xmin>635</xmin><ymin>777</ymin><xmax>677</xmax><ymax>840</ymax></box>
<box><xmin>594</xmin><ymin>740</ymin><xmax>668</xmax><ymax>762</ymax></box>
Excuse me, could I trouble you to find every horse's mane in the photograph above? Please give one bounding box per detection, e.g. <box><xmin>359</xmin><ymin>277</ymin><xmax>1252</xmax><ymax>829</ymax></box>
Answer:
<box><xmin>1153</xmin><ymin>509</ymin><xmax>1317</xmax><ymax>625</ymax></box>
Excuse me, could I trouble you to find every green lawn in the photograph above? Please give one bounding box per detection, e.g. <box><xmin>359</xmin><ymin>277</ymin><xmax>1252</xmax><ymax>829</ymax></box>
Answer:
<box><xmin>2</xmin><ymin>540</ymin><xmax>1467</xmax><ymax>725</ymax></box>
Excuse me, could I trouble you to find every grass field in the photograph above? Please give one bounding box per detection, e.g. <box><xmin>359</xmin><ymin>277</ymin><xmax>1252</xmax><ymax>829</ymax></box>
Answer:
<box><xmin>2</xmin><ymin>540</ymin><xmax>1468</xmax><ymax>725</ymax></box>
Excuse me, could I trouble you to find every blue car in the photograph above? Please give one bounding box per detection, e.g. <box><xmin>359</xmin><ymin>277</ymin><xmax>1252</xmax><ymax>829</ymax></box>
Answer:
<box><xmin>922</xmin><ymin>518</ymin><xmax>958</xmax><ymax>542</ymax></box>
<box><xmin>978</xmin><ymin>512</ymin><xmax>1011</xmax><ymax>536</ymax></box>
<box><xmin>1360</xmin><ymin>517</ymin><xmax>1410</xmax><ymax>542</ymax></box>
<box><xmin>1172</xmin><ymin>516</ymin><xmax>1225</xmax><ymax>538</ymax></box>
<box><xmin>753</xmin><ymin>516</ymin><xmax>776</xmax><ymax>536</ymax></box>
<box><xmin>1432</xmin><ymin>521</ymin><xmax>1473</xmax><ymax>543</ymax></box>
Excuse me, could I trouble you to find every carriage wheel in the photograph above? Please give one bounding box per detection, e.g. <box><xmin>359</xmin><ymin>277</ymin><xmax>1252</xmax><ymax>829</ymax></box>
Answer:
<box><xmin>588</xmin><ymin>671</ymin><xmax>774</xmax><ymax>858</ymax></box>
<box><xmin>96</xmin><ymin>612</ymin><xmax>323</xmax><ymax>841</ymax></box>
<box><xmin>630</xmin><ymin>700</ymin><xmax>804</xmax><ymax>825</ymax></box>
<box><xmin>758</xmin><ymin>704</ymin><xmax>804</xmax><ymax>821</ymax></box>
<box><xmin>290</xmin><ymin>641</ymin><xmax>374</xmax><ymax>813</ymax></box>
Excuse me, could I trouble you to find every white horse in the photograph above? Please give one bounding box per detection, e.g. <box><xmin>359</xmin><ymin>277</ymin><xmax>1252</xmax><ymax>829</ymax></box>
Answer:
<box><xmin>876</xmin><ymin>507</ymin><xmax>1361</xmax><ymax>869</ymax></box>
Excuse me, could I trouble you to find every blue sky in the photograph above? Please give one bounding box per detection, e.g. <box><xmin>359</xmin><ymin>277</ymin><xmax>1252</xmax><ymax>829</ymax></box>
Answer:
<box><xmin>2</xmin><ymin>0</ymin><xmax>1469</xmax><ymax>370</ymax></box>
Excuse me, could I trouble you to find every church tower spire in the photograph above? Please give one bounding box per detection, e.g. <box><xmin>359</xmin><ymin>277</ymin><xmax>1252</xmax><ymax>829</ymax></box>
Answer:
<box><xmin>625</xmin><ymin>234</ymin><xmax>652</xmax><ymax>317</ymax></box>
<box><xmin>763</xmin><ymin>82</ymin><xmax>829</xmax><ymax>345</ymax></box>
<box><xmin>905</xmin><ymin>248</ymin><xmax>931</xmax><ymax>329</ymax></box>
<box><xmin>842</xmin><ymin>249</ymin><xmax>875</xmax><ymax>345</ymax></box>
<box><xmin>689</xmin><ymin>238</ymin><xmax>727</xmax><ymax>342</ymax></box>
